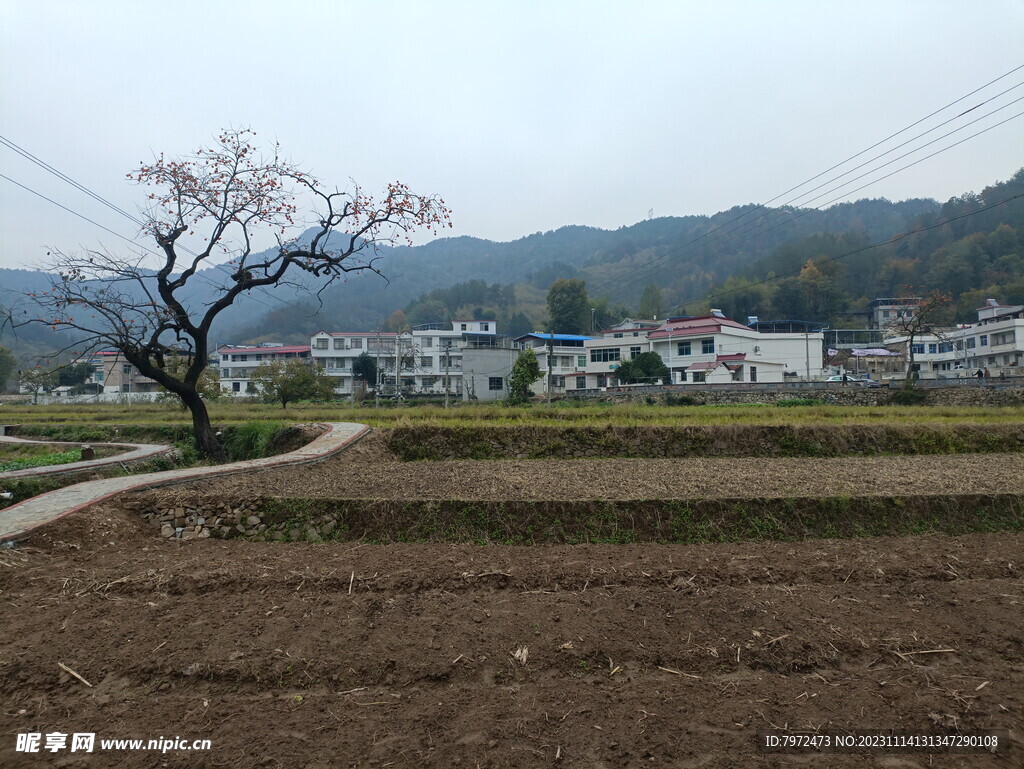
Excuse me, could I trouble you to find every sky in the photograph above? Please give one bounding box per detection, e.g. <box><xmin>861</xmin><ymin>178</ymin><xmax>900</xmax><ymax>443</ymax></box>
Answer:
<box><xmin>1</xmin><ymin>0</ymin><xmax>1022</xmax><ymax>271</ymax></box>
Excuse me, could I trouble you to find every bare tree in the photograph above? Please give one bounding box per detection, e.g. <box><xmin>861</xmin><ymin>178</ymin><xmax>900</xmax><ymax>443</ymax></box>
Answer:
<box><xmin>13</xmin><ymin>129</ymin><xmax>450</xmax><ymax>459</ymax></box>
<box><xmin>884</xmin><ymin>288</ymin><xmax>953</xmax><ymax>386</ymax></box>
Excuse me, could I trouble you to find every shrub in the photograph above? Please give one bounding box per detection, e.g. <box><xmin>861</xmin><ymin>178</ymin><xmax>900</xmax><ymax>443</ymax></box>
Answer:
<box><xmin>222</xmin><ymin>421</ymin><xmax>287</xmax><ymax>461</ymax></box>
<box><xmin>777</xmin><ymin>398</ymin><xmax>824</xmax><ymax>407</ymax></box>
<box><xmin>663</xmin><ymin>394</ymin><xmax>698</xmax><ymax>406</ymax></box>
<box><xmin>891</xmin><ymin>389</ymin><xmax>927</xmax><ymax>406</ymax></box>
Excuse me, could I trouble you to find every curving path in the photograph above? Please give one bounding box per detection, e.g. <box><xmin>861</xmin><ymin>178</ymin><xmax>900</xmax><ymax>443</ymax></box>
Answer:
<box><xmin>0</xmin><ymin>433</ymin><xmax>172</xmax><ymax>481</ymax></box>
<box><xmin>0</xmin><ymin>422</ymin><xmax>369</xmax><ymax>543</ymax></box>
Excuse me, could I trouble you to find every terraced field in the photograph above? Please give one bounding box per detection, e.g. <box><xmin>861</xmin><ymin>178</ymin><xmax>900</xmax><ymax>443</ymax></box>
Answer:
<box><xmin>1</xmin><ymin>421</ymin><xmax>1022</xmax><ymax>767</ymax></box>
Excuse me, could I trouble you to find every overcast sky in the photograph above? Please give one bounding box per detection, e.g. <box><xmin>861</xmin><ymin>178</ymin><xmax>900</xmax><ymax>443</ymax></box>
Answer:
<box><xmin>1</xmin><ymin>0</ymin><xmax>1022</xmax><ymax>271</ymax></box>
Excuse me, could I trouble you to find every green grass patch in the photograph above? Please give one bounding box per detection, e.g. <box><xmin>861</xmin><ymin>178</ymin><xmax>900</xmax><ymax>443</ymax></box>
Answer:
<box><xmin>6</xmin><ymin>400</ymin><xmax>1024</xmax><ymax>430</ymax></box>
<box><xmin>183</xmin><ymin>493</ymin><xmax>1024</xmax><ymax>544</ymax></box>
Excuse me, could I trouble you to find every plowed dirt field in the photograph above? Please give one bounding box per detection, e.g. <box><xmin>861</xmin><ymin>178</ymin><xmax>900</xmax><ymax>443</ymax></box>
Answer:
<box><xmin>1</xmin><ymin>502</ymin><xmax>1021</xmax><ymax>768</ymax></box>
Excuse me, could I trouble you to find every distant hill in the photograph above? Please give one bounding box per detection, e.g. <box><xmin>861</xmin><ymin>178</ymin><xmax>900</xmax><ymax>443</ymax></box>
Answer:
<box><xmin>3</xmin><ymin>167</ymin><xmax>1022</xmax><ymax>354</ymax></box>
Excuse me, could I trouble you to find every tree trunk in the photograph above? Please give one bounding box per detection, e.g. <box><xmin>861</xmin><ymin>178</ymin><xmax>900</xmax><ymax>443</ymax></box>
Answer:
<box><xmin>182</xmin><ymin>390</ymin><xmax>227</xmax><ymax>462</ymax></box>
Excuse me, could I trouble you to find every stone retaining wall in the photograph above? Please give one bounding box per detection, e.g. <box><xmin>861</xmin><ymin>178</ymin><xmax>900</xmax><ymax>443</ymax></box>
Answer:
<box><xmin>134</xmin><ymin>493</ymin><xmax>1024</xmax><ymax>544</ymax></box>
<box><xmin>384</xmin><ymin>424</ymin><xmax>1024</xmax><ymax>461</ymax></box>
<box><xmin>591</xmin><ymin>386</ymin><xmax>1024</xmax><ymax>407</ymax></box>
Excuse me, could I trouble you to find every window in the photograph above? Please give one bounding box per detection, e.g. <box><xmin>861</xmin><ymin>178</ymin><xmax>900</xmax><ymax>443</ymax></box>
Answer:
<box><xmin>221</xmin><ymin>369</ymin><xmax>229</xmax><ymax>378</ymax></box>
<box><xmin>966</xmin><ymin>338</ymin><xmax>976</xmax><ymax>349</ymax></box>
<box><xmin>315</xmin><ymin>338</ymin><xmax>328</xmax><ymax>349</ymax></box>
<box><xmin>633</xmin><ymin>331</ymin><xmax>640</xmax><ymax>337</ymax></box>
<box><xmin>351</xmin><ymin>339</ymin><xmax>362</xmax><ymax>349</ymax></box>
<box><xmin>421</xmin><ymin>377</ymin><xmax>435</xmax><ymax>387</ymax></box>
<box><xmin>255</xmin><ymin>354</ymin><xmax>263</xmax><ymax>361</ymax></box>
<box><xmin>630</xmin><ymin>346</ymin><xmax>641</xmax><ymax>357</ymax></box>
<box><xmin>481</xmin><ymin>323</ymin><xmax>489</xmax><ymax>331</ymax></box>
<box><xmin>421</xmin><ymin>337</ymin><xmax>432</xmax><ymax>348</ymax></box>
<box><xmin>701</xmin><ymin>339</ymin><xmax>714</xmax><ymax>354</ymax></box>
<box><xmin>420</xmin><ymin>356</ymin><xmax>433</xmax><ymax>368</ymax></box>
<box><xmin>677</xmin><ymin>341</ymin><xmax>691</xmax><ymax>356</ymax></box>
<box><xmin>577</xmin><ymin>355</ymin><xmax>586</xmax><ymax>368</ymax></box>
<box><xmin>749</xmin><ymin>366</ymin><xmax>757</xmax><ymax>382</ymax></box>
<box><xmin>460</xmin><ymin>323</ymin><xmax>468</xmax><ymax>331</ymax></box>
<box><xmin>613</xmin><ymin>332</ymin><xmax>623</xmax><ymax>338</ymax></box>
<box><xmin>928</xmin><ymin>344</ymin><xmax>937</xmax><ymax>354</ymax></box>
<box><xmin>333</xmin><ymin>339</ymin><xmax>344</xmax><ymax>349</ymax></box>
<box><xmin>553</xmin><ymin>376</ymin><xmax>565</xmax><ymax>387</ymax></box>
<box><xmin>488</xmin><ymin>377</ymin><xmax>503</xmax><ymax>391</ymax></box>
<box><xmin>560</xmin><ymin>356</ymin><xmax>572</xmax><ymax>367</ymax></box>
<box><xmin>590</xmin><ymin>348</ymin><xmax>621</xmax><ymax>362</ymax></box>
<box><xmin>221</xmin><ymin>355</ymin><xmax>228</xmax><ymax>362</ymax></box>
<box><xmin>232</xmin><ymin>381</ymin><xmax>240</xmax><ymax>392</ymax></box>
<box><xmin>122</xmin><ymin>364</ymin><xmax>131</xmax><ymax>374</ymax></box>
<box><xmin>911</xmin><ymin>344</ymin><xmax>925</xmax><ymax>354</ymax></box>
<box><xmin>239</xmin><ymin>355</ymin><xmax>248</xmax><ymax>362</ymax></box>
<box><xmin>939</xmin><ymin>342</ymin><xmax>953</xmax><ymax>353</ymax></box>
<box><xmin>980</xmin><ymin>335</ymin><xmax>988</xmax><ymax>347</ymax></box>
<box><xmin>576</xmin><ymin>376</ymin><xmax>586</xmax><ymax>389</ymax></box>
<box><xmin>691</xmin><ymin>371</ymin><xmax>706</xmax><ymax>382</ymax></box>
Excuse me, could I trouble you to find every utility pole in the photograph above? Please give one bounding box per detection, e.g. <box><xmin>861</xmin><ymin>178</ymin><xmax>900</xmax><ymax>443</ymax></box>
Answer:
<box><xmin>444</xmin><ymin>340</ymin><xmax>451</xmax><ymax>409</ymax></box>
<box><xmin>547</xmin><ymin>331</ymin><xmax>554</xmax><ymax>406</ymax></box>
<box><xmin>374</xmin><ymin>330</ymin><xmax>381</xmax><ymax>409</ymax></box>
<box><xmin>805</xmin><ymin>329</ymin><xmax>811</xmax><ymax>383</ymax></box>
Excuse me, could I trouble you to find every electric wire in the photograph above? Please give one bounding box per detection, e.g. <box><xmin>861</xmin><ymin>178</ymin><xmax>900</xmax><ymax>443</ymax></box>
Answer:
<box><xmin>589</xmin><ymin>63</ymin><xmax>1024</xmax><ymax>296</ymax></box>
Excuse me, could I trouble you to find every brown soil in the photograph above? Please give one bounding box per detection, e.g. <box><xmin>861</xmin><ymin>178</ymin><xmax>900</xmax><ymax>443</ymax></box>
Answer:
<box><xmin>1</xmin><ymin>505</ymin><xmax>1022</xmax><ymax>768</ymax></box>
<box><xmin>194</xmin><ymin>432</ymin><xmax>1024</xmax><ymax>501</ymax></box>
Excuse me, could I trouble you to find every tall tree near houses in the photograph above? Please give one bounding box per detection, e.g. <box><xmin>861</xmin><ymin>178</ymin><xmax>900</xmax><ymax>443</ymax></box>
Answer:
<box><xmin>546</xmin><ymin>278</ymin><xmax>590</xmax><ymax>334</ymax></box>
<box><xmin>12</xmin><ymin>129</ymin><xmax>450</xmax><ymax>460</ymax></box>
<box><xmin>884</xmin><ymin>288</ymin><xmax>953</xmax><ymax>387</ymax></box>
<box><xmin>637</xmin><ymin>283</ymin><xmax>665</xmax><ymax>320</ymax></box>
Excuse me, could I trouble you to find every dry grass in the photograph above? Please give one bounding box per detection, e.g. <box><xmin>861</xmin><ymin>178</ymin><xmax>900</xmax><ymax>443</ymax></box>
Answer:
<box><xmin>5</xmin><ymin>400</ymin><xmax>1024</xmax><ymax>430</ymax></box>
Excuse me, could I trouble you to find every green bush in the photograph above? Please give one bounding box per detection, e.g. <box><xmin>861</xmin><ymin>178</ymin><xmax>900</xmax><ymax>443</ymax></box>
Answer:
<box><xmin>222</xmin><ymin>421</ymin><xmax>287</xmax><ymax>461</ymax></box>
<box><xmin>663</xmin><ymin>394</ymin><xmax>698</xmax><ymax>406</ymax></box>
<box><xmin>891</xmin><ymin>389</ymin><xmax>927</xmax><ymax>406</ymax></box>
<box><xmin>777</xmin><ymin>398</ymin><xmax>824</xmax><ymax>407</ymax></box>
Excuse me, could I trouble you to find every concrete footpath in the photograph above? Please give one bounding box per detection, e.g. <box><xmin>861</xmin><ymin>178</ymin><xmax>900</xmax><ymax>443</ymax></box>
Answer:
<box><xmin>0</xmin><ymin>434</ymin><xmax>172</xmax><ymax>481</ymax></box>
<box><xmin>0</xmin><ymin>422</ymin><xmax>369</xmax><ymax>543</ymax></box>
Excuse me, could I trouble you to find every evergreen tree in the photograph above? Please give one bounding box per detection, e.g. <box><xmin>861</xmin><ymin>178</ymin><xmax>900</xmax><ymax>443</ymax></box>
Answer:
<box><xmin>506</xmin><ymin>348</ymin><xmax>541</xmax><ymax>404</ymax></box>
<box><xmin>547</xmin><ymin>278</ymin><xmax>589</xmax><ymax>334</ymax></box>
<box><xmin>637</xmin><ymin>283</ymin><xmax>665</xmax><ymax>319</ymax></box>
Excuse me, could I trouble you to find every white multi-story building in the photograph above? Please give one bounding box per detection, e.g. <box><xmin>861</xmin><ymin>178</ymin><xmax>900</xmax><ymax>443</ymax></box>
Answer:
<box><xmin>217</xmin><ymin>343</ymin><xmax>312</xmax><ymax>395</ymax></box>
<box><xmin>310</xmin><ymin>320</ymin><xmax>498</xmax><ymax>396</ymax></box>
<box><xmin>512</xmin><ymin>332</ymin><xmax>596</xmax><ymax>395</ymax></box>
<box><xmin>885</xmin><ymin>300</ymin><xmax>1024</xmax><ymax>378</ymax></box>
<box><xmin>508</xmin><ymin>312</ymin><xmax>825</xmax><ymax>394</ymax></box>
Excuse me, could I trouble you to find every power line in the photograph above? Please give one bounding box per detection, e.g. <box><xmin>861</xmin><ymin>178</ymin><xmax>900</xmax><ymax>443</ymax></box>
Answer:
<box><xmin>714</xmin><ymin>108</ymin><xmax>1024</xmax><ymax>247</ymax></box>
<box><xmin>712</xmin><ymin>88</ymin><xmax>1024</xmax><ymax>245</ymax></box>
<box><xmin>590</xmin><ymin>62</ymin><xmax>1024</xmax><ymax>296</ymax></box>
<box><xmin>667</xmin><ymin>190</ymin><xmax>1024</xmax><ymax>316</ymax></box>
<box><xmin>0</xmin><ymin>135</ymin><xmax>146</xmax><ymax>226</ymax></box>
<box><xmin>0</xmin><ymin>165</ymin><xmax>293</xmax><ymax>314</ymax></box>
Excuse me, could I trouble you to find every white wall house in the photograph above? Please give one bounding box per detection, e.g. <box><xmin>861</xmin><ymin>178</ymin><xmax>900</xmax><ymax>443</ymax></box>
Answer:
<box><xmin>885</xmin><ymin>300</ymin><xmax>1024</xmax><ymax>378</ymax></box>
<box><xmin>311</xmin><ymin>321</ymin><xmax>498</xmax><ymax>397</ymax></box>
<box><xmin>566</xmin><ymin>313</ymin><xmax>822</xmax><ymax>390</ymax></box>
<box><xmin>218</xmin><ymin>343</ymin><xmax>312</xmax><ymax>395</ymax></box>
<box><xmin>512</xmin><ymin>333</ymin><xmax>596</xmax><ymax>395</ymax></box>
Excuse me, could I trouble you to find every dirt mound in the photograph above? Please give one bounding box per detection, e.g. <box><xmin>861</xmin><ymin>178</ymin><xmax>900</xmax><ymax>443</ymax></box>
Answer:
<box><xmin>1</xmin><ymin>509</ymin><xmax>1021</xmax><ymax>768</ymax></box>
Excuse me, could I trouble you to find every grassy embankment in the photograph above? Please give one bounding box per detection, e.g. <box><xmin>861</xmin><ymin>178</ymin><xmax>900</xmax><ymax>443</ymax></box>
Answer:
<box><xmin>4</xmin><ymin>400</ymin><xmax>1024</xmax><ymax>433</ymax></box>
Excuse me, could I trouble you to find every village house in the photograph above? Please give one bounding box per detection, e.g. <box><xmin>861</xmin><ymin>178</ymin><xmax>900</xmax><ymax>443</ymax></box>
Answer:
<box><xmin>80</xmin><ymin>350</ymin><xmax>161</xmax><ymax>395</ymax></box>
<box><xmin>883</xmin><ymin>299</ymin><xmax>1024</xmax><ymax>379</ymax></box>
<box><xmin>310</xmin><ymin>320</ymin><xmax>498</xmax><ymax>397</ymax></box>
<box><xmin>218</xmin><ymin>343</ymin><xmax>312</xmax><ymax>395</ymax></box>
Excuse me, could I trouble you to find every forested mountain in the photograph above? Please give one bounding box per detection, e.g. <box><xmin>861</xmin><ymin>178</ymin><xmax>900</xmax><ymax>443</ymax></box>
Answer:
<box><xmin>2</xmin><ymin>168</ymin><xmax>1021</xmax><ymax>354</ymax></box>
